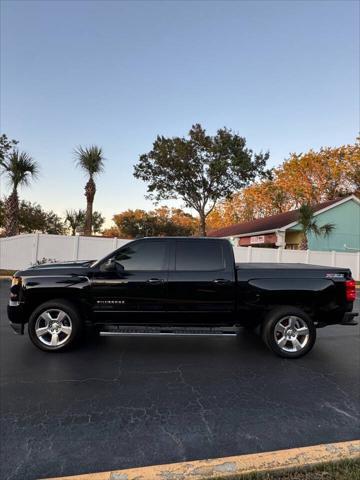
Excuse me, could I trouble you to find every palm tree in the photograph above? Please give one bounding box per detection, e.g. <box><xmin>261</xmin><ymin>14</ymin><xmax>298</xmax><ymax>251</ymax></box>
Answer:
<box><xmin>0</xmin><ymin>150</ymin><xmax>39</xmax><ymax>236</ymax></box>
<box><xmin>65</xmin><ymin>209</ymin><xmax>105</xmax><ymax>235</ymax></box>
<box><xmin>297</xmin><ymin>203</ymin><xmax>335</xmax><ymax>250</ymax></box>
<box><xmin>65</xmin><ymin>209</ymin><xmax>85</xmax><ymax>235</ymax></box>
<box><xmin>74</xmin><ymin>145</ymin><xmax>105</xmax><ymax>236</ymax></box>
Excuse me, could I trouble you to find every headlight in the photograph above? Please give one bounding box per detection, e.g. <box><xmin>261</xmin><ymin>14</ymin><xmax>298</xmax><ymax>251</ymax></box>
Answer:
<box><xmin>10</xmin><ymin>276</ymin><xmax>22</xmax><ymax>300</ymax></box>
<box><xmin>11</xmin><ymin>276</ymin><xmax>22</xmax><ymax>287</ymax></box>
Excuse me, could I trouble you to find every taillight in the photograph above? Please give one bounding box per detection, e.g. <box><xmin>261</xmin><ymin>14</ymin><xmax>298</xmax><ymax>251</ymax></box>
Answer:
<box><xmin>345</xmin><ymin>280</ymin><xmax>356</xmax><ymax>302</ymax></box>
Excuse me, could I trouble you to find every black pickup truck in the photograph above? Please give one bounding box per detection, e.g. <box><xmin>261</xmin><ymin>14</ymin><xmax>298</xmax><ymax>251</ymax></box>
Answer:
<box><xmin>8</xmin><ymin>237</ymin><xmax>358</xmax><ymax>358</ymax></box>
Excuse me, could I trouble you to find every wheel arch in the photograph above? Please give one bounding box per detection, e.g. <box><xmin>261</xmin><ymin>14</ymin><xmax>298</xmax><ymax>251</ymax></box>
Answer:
<box><xmin>24</xmin><ymin>291</ymin><xmax>91</xmax><ymax>326</ymax></box>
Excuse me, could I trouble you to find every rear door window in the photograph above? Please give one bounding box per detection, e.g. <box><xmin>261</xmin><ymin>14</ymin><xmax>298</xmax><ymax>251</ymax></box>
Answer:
<box><xmin>175</xmin><ymin>241</ymin><xmax>225</xmax><ymax>271</ymax></box>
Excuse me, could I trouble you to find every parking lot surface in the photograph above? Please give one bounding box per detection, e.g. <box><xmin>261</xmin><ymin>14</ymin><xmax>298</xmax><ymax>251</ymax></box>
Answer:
<box><xmin>0</xmin><ymin>278</ymin><xmax>359</xmax><ymax>480</ymax></box>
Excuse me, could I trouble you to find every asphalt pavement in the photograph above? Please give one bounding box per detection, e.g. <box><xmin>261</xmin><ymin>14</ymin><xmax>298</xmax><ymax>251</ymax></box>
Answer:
<box><xmin>0</xmin><ymin>279</ymin><xmax>359</xmax><ymax>480</ymax></box>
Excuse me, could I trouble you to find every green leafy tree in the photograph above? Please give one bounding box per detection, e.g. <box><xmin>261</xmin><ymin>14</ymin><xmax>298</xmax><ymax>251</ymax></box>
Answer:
<box><xmin>0</xmin><ymin>199</ymin><xmax>64</xmax><ymax>235</ymax></box>
<box><xmin>297</xmin><ymin>203</ymin><xmax>335</xmax><ymax>250</ymax></box>
<box><xmin>0</xmin><ymin>134</ymin><xmax>18</xmax><ymax>161</ymax></box>
<box><xmin>92</xmin><ymin>210</ymin><xmax>105</xmax><ymax>234</ymax></box>
<box><xmin>74</xmin><ymin>145</ymin><xmax>105</xmax><ymax>236</ymax></box>
<box><xmin>17</xmin><ymin>201</ymin><xmax>47</xmax><ymax>233</ymax></box>
<box><xmin>0</xmin><ymin>149</ymin><xmax>39</xmax><ymax>236</ymax></box>
<box><xmin>43</xmin><ymin>210</ymin><xmax>65</xmax><ymax>235</ymax></box>
<box><xmin>112</xmin><ymin>207</ymin><xmax>197</xmax><ymax>238</ymax></box>
<box><xmin>134</xmin><ymin>124</ymin><xmax>269</xmax><ymax>236</ymax></box>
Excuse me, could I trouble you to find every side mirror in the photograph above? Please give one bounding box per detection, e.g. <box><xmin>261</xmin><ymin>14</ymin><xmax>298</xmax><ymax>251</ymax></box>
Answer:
<box><xmin>101</xmin><ymin>258</ymin><xmax>116</xmax><ymax>272</ymax></box>
<box><xmin>100</xmin><ymin>258</ymin><xmax>125</xmax><ymax>273</ymax></box>
<box><xmin>114</xmin><ymin>260</ymin><xmax>125</xmax><ymax>273</ymax></box>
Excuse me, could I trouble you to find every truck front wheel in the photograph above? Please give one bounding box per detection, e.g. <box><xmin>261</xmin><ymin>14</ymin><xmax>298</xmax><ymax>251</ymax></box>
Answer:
<box><xmin>262</xmin><ymin>306</ymin><xmax>316</xmax><ymax>358</ymax></box>
<box><xmin>28</xmin><ymin>299</ymin><xmax>82</xmax><ymax>352</ymax></box>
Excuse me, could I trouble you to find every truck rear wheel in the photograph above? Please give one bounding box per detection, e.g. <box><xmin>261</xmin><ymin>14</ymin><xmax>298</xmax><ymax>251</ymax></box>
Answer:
<box><xmin>28</xmin><ymin>299</ymin><xmax>82</xmax><ymax>352</ymax></box>
<box><xmin>262</xmin><ymin>306</ymin><xmax>316</xmax><ymax>358</ymax></box>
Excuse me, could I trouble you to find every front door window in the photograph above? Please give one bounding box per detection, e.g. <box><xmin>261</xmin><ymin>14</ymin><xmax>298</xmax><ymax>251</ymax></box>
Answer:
<box><xmin>114</xmin><ymin>241</ymin><xmax>168</xmax><ymax>271</ymax></box>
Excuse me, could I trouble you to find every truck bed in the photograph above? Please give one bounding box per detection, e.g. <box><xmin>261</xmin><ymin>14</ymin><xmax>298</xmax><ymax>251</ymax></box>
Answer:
<box><xmin>235</xmin><ymin>263</ymin><xmax>351</xmax><ymax>280</ymax></box>
<box><xmin>236</xmin><ymin>262</ymin><xmax>349</xmax><ymax>271</ymax></box>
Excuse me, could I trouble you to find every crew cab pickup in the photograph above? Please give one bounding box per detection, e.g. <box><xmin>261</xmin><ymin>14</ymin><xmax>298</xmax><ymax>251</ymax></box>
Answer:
<box><xmin>8</xmin><ymin>237</ymin><xmax>358</xmax><ymax>358</ymax></box>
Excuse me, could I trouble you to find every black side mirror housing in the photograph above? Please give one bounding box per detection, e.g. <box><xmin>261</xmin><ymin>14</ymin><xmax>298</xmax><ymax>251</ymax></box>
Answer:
<box><xmin>100</xmin><ymin>258</ymin><xmax>125</xmax><ymax>273</ymax></box>
<box><xmin>101</xmin><ymin>258</ymin><xmax>116</xmax><ymax>272</ymax></box>
<box><xmin>114</xmin><ymin>261</ymin><xmax>125</xmax><ymax>273</ymax></box>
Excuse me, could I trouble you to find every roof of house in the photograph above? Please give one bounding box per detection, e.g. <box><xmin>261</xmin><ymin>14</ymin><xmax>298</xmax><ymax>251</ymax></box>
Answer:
<box><xmin>207</xmin><ymin>195</ymin><xmax>356</xmax><ymax>238</ymax></box>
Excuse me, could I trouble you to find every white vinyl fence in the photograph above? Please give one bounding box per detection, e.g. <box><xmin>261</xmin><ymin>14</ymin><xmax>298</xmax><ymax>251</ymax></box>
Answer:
<box><xmin>233</xmin><ymin>246</ymin><xmax>360</xmax><ymax>280</ymax></box>
<box><xmin>1</xmin><ymin>234</ymin><xmax>359</xmax><ymax>279</ymax></box>
<box><xmin>0</xmin><ymin>234</ymin><xmax>129</xmax><ymax>271</ymax></box>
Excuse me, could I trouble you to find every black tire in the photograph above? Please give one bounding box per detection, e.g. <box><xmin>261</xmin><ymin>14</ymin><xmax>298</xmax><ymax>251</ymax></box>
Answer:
<box><xmin>28</xmin><ymin>299</ymin><xmax>83</xmax><ymax>352</ymax></box>
<box><xmin>261</xmin><ymin>306</ymin><xmax>316</xmax><ymax>359</ymax></box>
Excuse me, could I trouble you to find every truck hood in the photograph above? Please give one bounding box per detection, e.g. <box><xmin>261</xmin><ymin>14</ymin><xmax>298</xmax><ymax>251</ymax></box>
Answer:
<box><xmin>27</xmin><ymin>259</ymin><xmax>95</xmax><ymax>269</ymax></box>
<box><xmin>15</xmin><ymin>259</ymin><xmax>95</xmax><ymax>277</ymax></box>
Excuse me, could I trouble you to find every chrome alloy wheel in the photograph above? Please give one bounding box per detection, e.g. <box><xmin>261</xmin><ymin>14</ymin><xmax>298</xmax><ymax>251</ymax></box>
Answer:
<box><xmin>35</xmin><ymin>309</ymin><xmax>72</xmax><ymax>347</ymax></box>
<box><xmin>274</xmin><ymin>315</ymin><xmax>310</xmax><ymax>353</ymax></box>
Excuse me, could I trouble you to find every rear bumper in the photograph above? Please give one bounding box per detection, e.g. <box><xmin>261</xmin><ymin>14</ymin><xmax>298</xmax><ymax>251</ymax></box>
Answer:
<box><xmin>9</xmin><ymin>321</ymin><xmax>25</xmax><ymax>335</ymax></box>
<box><xmin>340</xmin><ymin>312</ymin><xmax>358</xmax><ymax>326</ymax></box>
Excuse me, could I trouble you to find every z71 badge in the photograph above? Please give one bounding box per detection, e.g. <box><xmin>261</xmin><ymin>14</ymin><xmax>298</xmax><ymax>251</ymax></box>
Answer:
<box><xmin>325</xmin><ymin>273</ymin><xmax>345</xmax><ymax>279</ymax></box>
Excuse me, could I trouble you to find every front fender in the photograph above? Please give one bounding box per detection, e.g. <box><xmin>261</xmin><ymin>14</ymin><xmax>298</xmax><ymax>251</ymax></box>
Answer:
<box><xmin>20</xmin><ymin>274</ymin><xmax>92</xmax><ymax>321</ymax></box>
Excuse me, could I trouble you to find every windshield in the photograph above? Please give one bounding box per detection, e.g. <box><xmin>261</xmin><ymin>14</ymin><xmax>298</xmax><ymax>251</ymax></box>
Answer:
<box><xmin>90</xmin><ymin>240</ymin><xmax>136</xmax><ymax>269</ymax></box>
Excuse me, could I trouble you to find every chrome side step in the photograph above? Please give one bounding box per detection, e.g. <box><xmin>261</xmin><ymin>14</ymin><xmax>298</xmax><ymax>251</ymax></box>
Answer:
<box><xmin>99</xmin><ymin>326</ymin><xmax>239</xmax><ymax>337</ymax></box>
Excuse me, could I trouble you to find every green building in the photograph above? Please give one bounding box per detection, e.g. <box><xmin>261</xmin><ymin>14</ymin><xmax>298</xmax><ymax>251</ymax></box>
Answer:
<box><xmin>288</xmin><ymin>195</ymin><xmax>360</xmax><ymax>252</ymax></box>
<box><xmin>209</xmin><ymin>195</ymin><xmax>360</xmax><ymax>252</ymax></box>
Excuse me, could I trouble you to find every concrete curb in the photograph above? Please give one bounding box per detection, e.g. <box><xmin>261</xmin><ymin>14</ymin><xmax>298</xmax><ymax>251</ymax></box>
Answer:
<box><xmin>44</xmin><ymin>440</ymin><xmax>360</xmax><ymax>480</ymax></box>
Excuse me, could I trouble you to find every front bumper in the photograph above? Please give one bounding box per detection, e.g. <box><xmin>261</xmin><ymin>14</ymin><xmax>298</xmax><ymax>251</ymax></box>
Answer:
<box><xmin>7</xmin><ymin>302</ymin><xmax>26</xmax><ymax>335</ymax></box>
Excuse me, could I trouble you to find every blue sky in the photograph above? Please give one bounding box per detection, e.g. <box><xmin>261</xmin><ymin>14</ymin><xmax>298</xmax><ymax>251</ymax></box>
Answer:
<box><xmin>1</xmin><ymin>0</ymin><xmax>359</xmax><ymax>225</ymax></box>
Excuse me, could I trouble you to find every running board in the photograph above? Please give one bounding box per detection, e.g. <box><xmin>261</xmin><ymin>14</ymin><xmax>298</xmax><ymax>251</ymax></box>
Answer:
<box><xmin>99</xmin><ymin>326</ymin><xmax>239</xmax><ymax>337</ymax></box>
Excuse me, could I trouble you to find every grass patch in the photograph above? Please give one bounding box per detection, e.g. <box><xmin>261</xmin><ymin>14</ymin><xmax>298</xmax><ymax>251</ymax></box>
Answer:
<box><xmin>0</xmin><ymin>269</ymin><xmax>15</xmax><ymax>276</ymax></box>
<box><xmin>212</xmin><ymin>458</ymin><xmax>360</xmax><ymax>480</ymax></box>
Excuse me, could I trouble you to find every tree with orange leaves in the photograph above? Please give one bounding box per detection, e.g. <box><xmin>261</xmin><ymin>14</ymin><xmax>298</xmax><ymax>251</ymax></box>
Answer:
<box><xmin>208</xmin><ymin>141</ymin><xmax>360</xmax><ymax>231</ymax></box>
<box><xmin>275</xmin><ymin>143</ymin><xmax>359</xmax><ymax>206</ymax></box>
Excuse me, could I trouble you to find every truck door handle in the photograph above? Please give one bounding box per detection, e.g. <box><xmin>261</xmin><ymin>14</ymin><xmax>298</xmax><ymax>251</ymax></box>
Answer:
<box><xmin>147</xmin><ymin>278</ymin><xmax>165</xmax><ymax>284</ymax></box>
<box><xmin>213</xmin><ymin>278</ymin><xmax>231</xmax><ymax>285</ymax></box>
